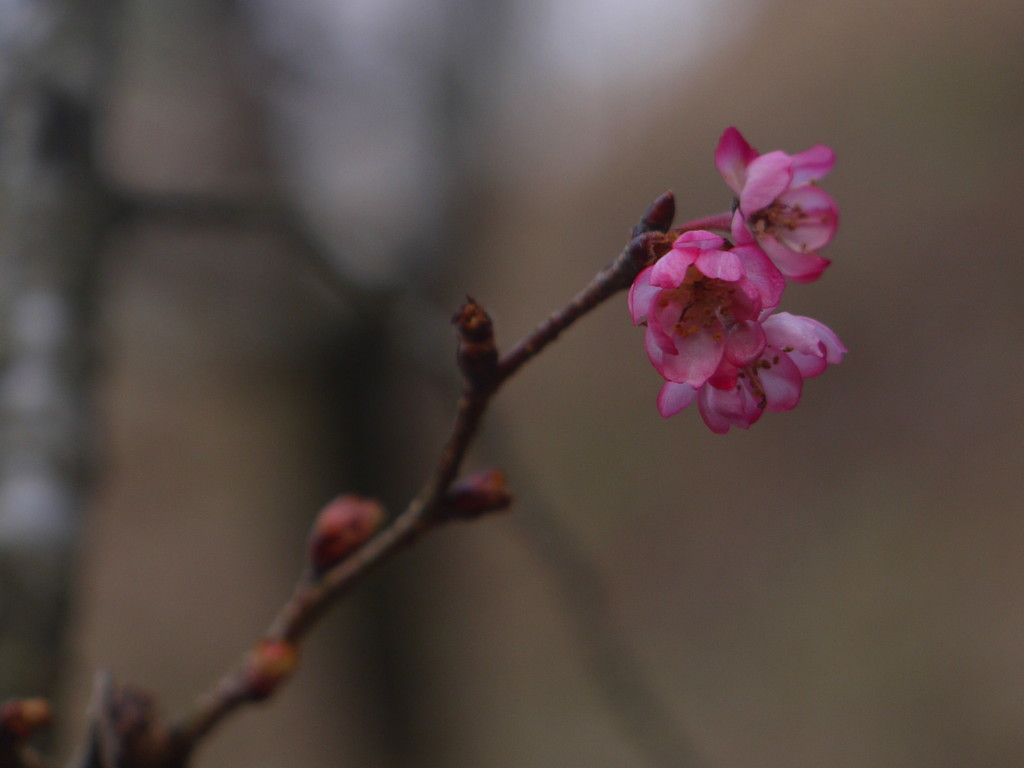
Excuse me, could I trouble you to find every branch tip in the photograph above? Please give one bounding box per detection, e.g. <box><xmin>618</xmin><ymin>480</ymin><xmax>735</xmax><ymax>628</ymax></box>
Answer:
<box><xmin>632</xmin><ymin>190</ymin><xmax>676</xmax><ymax>237</ymax></box>
<box><xmin>453</xmin><ymin>298</ymin><xmax>498</xmax><ymax>387</ymax></box>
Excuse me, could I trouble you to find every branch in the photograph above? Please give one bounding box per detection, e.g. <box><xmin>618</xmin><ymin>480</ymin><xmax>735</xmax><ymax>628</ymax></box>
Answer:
<box><xmin>166</xmin><ymin>191</ymin><xmax>676</xmax><ymax>763</ymax></box>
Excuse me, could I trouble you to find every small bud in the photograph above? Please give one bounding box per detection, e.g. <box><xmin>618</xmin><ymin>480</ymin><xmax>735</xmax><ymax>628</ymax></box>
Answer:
<box><xmin>444</xmin><ymin>469</ymin><xmax>513</xmax><ymax>519</ymax></box>
<box><xmin>308</xmin><ymin>495</ymin><xmax>384</xmax><ymax>576</ymax></box>
<box><xmin>453</xmin><ymin>298</ymin><xmax>498</xmax><ymax>388</ymax></box>
<box><xmin>0</xmin><ymin>698</ymin><xmax>52</xmax><ymax>741</ymax></box>
<box><xmin>631</xmin><ymin>190</ymin><xmax>676</xmax><ymax>237</ymax></box>
<box><xmin>243</xmin><ymin>640</ymin><xmax>298</xmax><ymax>702</ymax></box>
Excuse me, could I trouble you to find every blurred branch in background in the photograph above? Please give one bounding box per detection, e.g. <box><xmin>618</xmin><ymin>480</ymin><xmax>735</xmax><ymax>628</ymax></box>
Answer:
<box><xmin>503</xmin><ymin>443</ymin><xmax>703</xmax><ymax>768</ymax></box>
<box><xmin>0</xmin><ymin>0</ymin><xmax>123</xmax><ymax>699</ymax></box>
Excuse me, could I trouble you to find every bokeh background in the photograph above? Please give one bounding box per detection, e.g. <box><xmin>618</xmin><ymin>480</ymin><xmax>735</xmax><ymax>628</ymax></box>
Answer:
<box><xmin>2</xmin><ymin>0</ymin><xmax>1023</xmax><ymax>765</ymax></box>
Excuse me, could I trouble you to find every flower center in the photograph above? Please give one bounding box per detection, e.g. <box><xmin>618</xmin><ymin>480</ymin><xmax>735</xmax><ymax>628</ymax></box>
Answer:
<box><xmin>661</xmin><ymin>267</ymin><xmax>735</xmax><ymax>338</ymax></box>
<box><xmin>750</xmin><ymin>201</ymin><xmax>804</xmax><ymax>238</ymax></box>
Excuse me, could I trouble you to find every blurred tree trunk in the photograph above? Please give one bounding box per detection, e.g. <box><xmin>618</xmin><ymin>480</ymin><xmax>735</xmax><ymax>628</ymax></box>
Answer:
<box><xmin>233</xmin><ymin>0</ymin><xmax>514</xmax><ymax>762</ymax></box>
<box><xmin>0</xmin><ymin>0</ymin><xmax>122</xmax><ymax>698</ymax></box>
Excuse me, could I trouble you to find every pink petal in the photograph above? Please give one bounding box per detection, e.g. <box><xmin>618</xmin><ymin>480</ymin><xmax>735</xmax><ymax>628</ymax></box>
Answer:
<box><xmin>760</xmin><ymin>353</ymin><xmax>803</xmax><ymax>412</ymax></box>
<box><xmin>739</xmin><ymin>151</ymin><xmax>793</xmax><ymax>213</ymax></box>
<box><xmin>658</xmin><ymin>325</ymin><xmax>724</xmax><ymax>387</ymax></box>
<box><xmin>732</xmin><ymin>245</ymin><xmax>785</xmax><ymax>309</ymax></box>
<box><xmin>763</xmin><ymin>313</ymin><xmax>846</xmax><ymax>376</ymax></box>
<box><xmin>786</xmin><ymin>350</ymin><xmax>828</xmax><ymax>378</ymax></box>
<box><xmin>728</xmin><ymin>281</ymin><xmax>762</xmax><ymax>322</ymax></box>
<box><xmin>650</xmin><ymin>293</ymin><xmax>683</xmax><ymax>336</ymax></box>
<box><xmin>644</xmin><ymin>325</ymin><xmax>671</xmax><ymax>372</ymax></box>
<box><xmin>708</xmin><ymin>359</ymin><xmax>740</xmax><ymax>389</ymax></box>
<box><xmin>657</xmin><ymin>381</ymin><xmax>698</xmax><ymax>417</ymax></box>
<box><xmin>763</xmin><ymin>313</ymin><xmax>838</xmax><ymax>356</ymax></box>
<box><xmin>775</xmin><ymin>186</ymin><xmax>838</xmax><ymax>252</ymax></box>
<box><xmin>646</xmin><ymin>313</ymin><xmax>679</xmax><ymax>356</ymax></box>
<box><xmin>759</xmin><ymin>237</ymin><xmax>831</xmax><ymax>283</ymax></box>
<box><xmin>695</xmin><ymin>248</ymin><xmax>742</xmax><ymax>281</ymax></box>
<box><xmin>724</xmin><ymin>320</ymin><xmax>766</xmax><ymax>366</ymax></box>
<box><xmin>730</xmin><ymin>210</ymin><xmax>755</xmax><ymax>246</ymax></box>
<box><xmin>698</xmin><ymin>384</ymin><xmax>762</xmax><ymax>434</ymax></box>
<box><xmin>762</xmin><ymin>312</ymin><xmax>819</xmax><ymax>349</ymax></box>
<box><xmin>790</xmin><ymin>144</ymin><xmax>835</xmax><ymax>185</ymax></box>
<box><xmin>650</xmin><ymin>248</ymin><xmax>696</xmax><ymax>288</ymax></box>
<box><xmin>673</xmin><ymin>230</ymin><xmax>725</xmax><ymax>251</ymax></box>
<box><xmin>806</xmin><ymin>318</ymin><xmax>847</xmax><ymax>364</ymax></box>
<box><xmin>628</xmin><ymin>267</ymin><xmax>658</xmax><ymax>325</ymax></box>
<box><xmin>715</xmin><ymin>127</ymin><xmax>758</xmax><ymax>195</ymax></box>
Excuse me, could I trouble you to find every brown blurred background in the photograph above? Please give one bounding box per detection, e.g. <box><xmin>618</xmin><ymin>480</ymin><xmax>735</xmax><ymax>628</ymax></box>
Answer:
<box><xmin>2</xmin><ymin>0</ymin><xmax>1023</xmax><ymax>765</ymax></box>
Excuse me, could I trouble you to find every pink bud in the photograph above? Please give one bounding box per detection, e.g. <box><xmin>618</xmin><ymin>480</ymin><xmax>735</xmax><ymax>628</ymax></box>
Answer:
<box><xmin>308</xmin><ymin>495</ymin><xmax>384</xmax><ymax>576</ymax></box>
<box><xmin>243</xmin><ymin>641</ymin><xmax>298</xmax><ymax>702</ymax></box>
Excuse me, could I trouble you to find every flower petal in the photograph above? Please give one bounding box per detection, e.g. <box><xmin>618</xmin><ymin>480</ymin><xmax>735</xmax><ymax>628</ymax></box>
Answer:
<box><xmin>761</xmin><ymin>352</ymin><xmax>803</xmax><ymax>412</ymax></box>
<box><xmin>724</xmin><ymin>320</ymin><xmax>766</xmax><ymax>366</ymax></box>
<box><xmin>646</xmin><ymin>313</ymin><xmax>678</xmax><ymax>355</ymax></box>
<box><xmin>644</xmin><ymin>325</ymin><xmax>671</xmax><ymax>374</ymax></box>
<box><xmin>695</xmin><ymin>248</ymin><xmax>742</xmax><ymax>281</ymax></box>
<box><xmin>775</xmin><ymin>186</ymin><xmax>838</xmax><ymax>252</ymax></box>
<box><xmin>657</xmin><ymin>381</ymin><xmax>698</xmax><ymax>417</ymax></box>
<box><xmin>658</xmin><ymin>325</ymin><xmax>724</xmax><ymax>387</ymax></box>
<box><xmin>715</xmin><ymin>127</ymin><xmax>758</xmax><ymax>195</ymax></box>
<box><xmin>759</xmin><ymin>237</ymin><xmax>831</xmax><ymax>283</ymax></box>
<box><xmin>650</xmin><ymin>248</ymin><xmax>696</xmax><ymax>288</ymax></box>
<box><xmin>790</xmin><ymin>144</ymin><xmax>835</xmax><ymax>185</ymax></box>
<box><xmin>730</xmin><ymin>210</ymin><xmax>755</xmax><ymax>247</ymax></box>
<box><xmin>628</xmin><ymin>267</ymin><xmax>658</xmax><ymax>324</ymax></box>
<box><xmin>698</xmin><ymin>384</ymin><xmax>762</xmax><ymax>434</ymax></box>
<box><xmin>732</xmin><ymin>245</ymin><xmax>785</xmax><ymax>309</ymax></box>
<box><xmin>763</xmin><ymin>313</ymin><xmax>846</xmax><ymax>377</ymax></box>
<box><xmin>673</xmin><ymin>230</ymin><xmax>725</xmax><ymax>251</ymax></box>
<box><xmin>740</xmin><ymin>151</ymin><xmax>793</xmax><ymax>213</ymax></box>
<box><xmin>708</xmin><ymin>359</ymin><xmax>740</xmax><ymax>389</ymax></box>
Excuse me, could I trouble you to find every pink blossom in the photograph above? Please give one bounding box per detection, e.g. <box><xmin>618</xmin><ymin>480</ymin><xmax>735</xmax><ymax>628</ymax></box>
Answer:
<box><xmin>657</xmin><ymin>312</ymin><xmax>846</xmax><ymax>433</ymax></box>
<box><xmin>716</xmin><ymin>127</ymin><xmax>838</xmax><ymax>283</ymax></box>
<box><xmin>629</xmin><ymin>230</ymin><xmax>784</xmax><ymax>389</ymax></box>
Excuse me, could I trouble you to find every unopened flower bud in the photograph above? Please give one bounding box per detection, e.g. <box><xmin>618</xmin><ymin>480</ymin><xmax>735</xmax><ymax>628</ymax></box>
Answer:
<box><xmin>444</xmin><ymin>468</ymin><xmax>513</xmax><ymax>519</ymax></box>
<box><xmin>0</xmin><ymin>698</ymin><xmax>52</xmax><ymax>741</ymax></box>
<box><xmin>243</xmin><ymin>640</ymin><xmax>298</xmax><ymax>702</ymax></box>
<box><xmin>632</xmin><ymin>190</ymin><xmax>676</xmax><ymax>237</ymax></box>
<box><xmin>308</xmin><ymin>495</ymin><xmax>384</xmax><ymax>576</ymax></box>
<box><xmin>452</xmin><ymin>298</ymin><xmax>498</xmax><ymax>388</ymax></box>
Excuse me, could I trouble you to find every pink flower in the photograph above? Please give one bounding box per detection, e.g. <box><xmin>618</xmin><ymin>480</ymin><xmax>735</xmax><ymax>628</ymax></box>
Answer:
<box><xmin>629</xmin><ymin>230</ymin><xmax>784</xmax><ymax>389</ymax></box>
<box><xmin>716</xmin><ymin>127</ymin><xmax>838</xmax><ymax>283</ymax></box>
<box><xmin>657</xmin><ymin>312</ymin><xmax>846</xmax><ymax>433</ymax></box>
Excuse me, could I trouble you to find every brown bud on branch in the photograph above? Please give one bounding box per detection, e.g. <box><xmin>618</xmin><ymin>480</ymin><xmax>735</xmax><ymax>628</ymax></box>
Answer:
<box><xmin>631</xmin><ymin>190</ymin><xmax>675</xmax><ymax>237</ymax></box>
<box><xmin>308</xmin><ymin>495</ymin><xmax>385</xmax><ymax>577</ymax></box>
<box><xmin>443</xmin><ymin>468</ymin><xmax>513</xmax><ymax>520</ymax></box>
<box><xmin>453</xmin><ymin>298</ymin><xmax>498</xmax><ymax>389</ymax></box>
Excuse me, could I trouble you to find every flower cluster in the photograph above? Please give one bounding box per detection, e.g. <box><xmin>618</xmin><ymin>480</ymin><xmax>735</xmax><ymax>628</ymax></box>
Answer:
<box><xmin>631</xmin><ymin>127</ymin><xmax>845</xmax><ymax>433</ymax></box>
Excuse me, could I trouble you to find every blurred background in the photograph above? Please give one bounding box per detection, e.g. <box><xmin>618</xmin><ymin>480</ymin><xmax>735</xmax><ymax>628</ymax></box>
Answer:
<box><xmin>1</xmin><ymin>0</ymin><xmax>1023</xmax><ymax>765</ymax></box>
